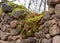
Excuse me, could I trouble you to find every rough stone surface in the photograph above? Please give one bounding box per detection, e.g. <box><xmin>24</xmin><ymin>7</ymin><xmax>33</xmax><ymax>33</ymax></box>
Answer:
<box><xmin>2</xmin><ymin>3</ymin><xmax>12</xmax><ymax>13</ymax></box>
<box><xmin>49</xmin><ymin>25</ymin><xmax>60</xmax><ymax>36</ymax></box>
<box><xmin>53</xmin><ymin>35</ymin><xmax>60</xmax><ymax>43</ymax></box>
<box><xmin>10</xmin><ymin>20</ymin><xmax>18</xmax><ymax>28</ymax></box>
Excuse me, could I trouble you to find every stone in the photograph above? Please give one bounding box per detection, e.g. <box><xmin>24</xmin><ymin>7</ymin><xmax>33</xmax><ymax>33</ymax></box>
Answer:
<box><xmin>58</xmin><ymin>21</ymin><xmax>60</xmax><ymax>27</ymax></box>
<box><xmin>47</xmin><ymin>0</ymin><xmax>60</xmax><ymax>7</ymax></box>
<box><xmin>45</xmin><ymin>34</ymin><xmax>51</xmax><ymax>38</ymax></box>
<box><xmin>4</xmin><ymin>14</ymin><xmax>11</xmax><ymax>24</ymax></box>
<box><xmin>8</xmin><ymin>35</ymin><xmax>21</xmax><ymax>41</ymax></box>
<box><xmin>35</xmin><ymin>31</ymin><xmax>45</xmax><ymax>39</ymax></box>
<box><xmin>10</xmin><ymin>29</ymin><xmax>20</xmax><ymax>36</ymax></box>
<box><xmin>36</xmin><ymin>39</ymin><xmax>41</xmax><ymax>43</ymax></box>
<box><xmin>27</xmin><ymin>37</ymin><xmax>36</xmax><ymax>43</ymax></box>
<box><xmin>43</xmin><ymin>12</ymin><xmax>51</xmax><ymax>20</ymax></box>
<box><xmin>49</xmin><ymin>25</ymin><xmax>60</xmax><ymax>36</ymax></box>
<box><xmin>48</xmin><ymin>8</ymin><xmax>55</xmax><ymax>14</ymax></box>
<box><xmin>41</xmin><ymin>38</ymin><xmax>52</xmax><ymax>43</ymax></box>
<box><xmin>43</xmin><ymin>21</ymin><xmax>51</xmax><ymax>28</ymax></box>
<box><xmin>2</xmin><ymin>3</ymin><xmax>12</xmax><ymax>13</ymax></box>
<box><xmin>9</xmin><ymin>41</ymin><xmax>16</xmax><ymax>43</ymax></box>
<box><xmin>16</xmin><ymin>39</ymin><xmax>27</xmax><ymax>43</ymax></box>
<box><xmin>12</xmin><ymin>10</ymin><xmax>27</xmax><ymax>19</ymax></box>
<box><xmin>10</xmin><ymin>20</ymin><xmax>18</xmax><ymax>28</ymax></box>
<box><xmin>16</xmin><ymin>39</ymin><xmax>21</xmax><ymax>43</ymax></box>
<box><xmin>0</xmin><ymin>40</ymin><xmax>9</xmax><ymax>43</ymax></box>
<box><xmin>0</xmin><ymin>31</ymin><xmax>10</xmax><ymax>40</ymax></box>
<box><xmin>1</xmin><ymin>24</ymin><xmax>7</xmax><ymax>32</ymax></box>
<box><xmin>53</xmin><ymin>35</ymin><xmax>60</xmax><ymax>43</ymax></box>
<box><xmin>55</xmin><ymin>4</ymin><xmax>60</xmax><ymax>19</ymax></box>
<box><xmin>8</xmin><ymin>36</ymin><xmax>14</xmax><ymax>41</ymax></box>
<box><xmin>51</xmin><ymin>19</ymin><xmax>57</xmax><ymax>25</ymax></box>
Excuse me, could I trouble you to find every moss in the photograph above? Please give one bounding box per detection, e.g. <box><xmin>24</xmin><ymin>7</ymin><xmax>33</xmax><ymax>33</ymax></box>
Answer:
<box><xmin>0</xmin><ymin>7</ymin><xmax>3</xmax><ymax>15</ymax></box>
<box><xmin>26</xmin><ymin>14</ymin><xmax>43</xmax><ymax>24</ymax></box>
<box><xmin>33</xmin><ymin>25</ymin><xmax>39</xmax><ymax>32</ymax></box>
<box><xmin>17</xmin><ymin>5</ymin><xmax>26</xmax><ymax>9</ymax></box>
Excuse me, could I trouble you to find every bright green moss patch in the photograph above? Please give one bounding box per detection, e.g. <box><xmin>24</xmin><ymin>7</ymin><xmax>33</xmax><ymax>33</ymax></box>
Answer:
<box><xmin>0</xmin><ymin>7</ymin><xmax>3</xmax><ymax>15</ymax></box>
<box><xmin>26</xmin><ymin>14</ymin><xmax>43</xmax><ymax>24</ymax></box>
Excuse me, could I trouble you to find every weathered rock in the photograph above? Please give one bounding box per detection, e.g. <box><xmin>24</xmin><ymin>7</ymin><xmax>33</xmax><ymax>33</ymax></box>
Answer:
<box><xmin>1</xmin><ymin>24</ymin><xmax>7</xmax><ymax>32</ymax></box>
<box><xmin>45</xmin><ymin>34</ymin><xmax>51</xmax><ymax>38</ymax></box>
<box><xmin>47</xmin><ymin>0</ymin><xmax>60</xmax><ymax>7</ymax></box>
<box><xmin>48</xmin><ymin>7</ymin><xmax>55</xmax><ymax>14</ymax></box>
<box><xmin>8</xmin><ymin>35</ymin><xmax>21</xmax><ymax>41</ymax></box>
<box><xmin>16</xmin><ymin>39</ymin><xmax>21</xmax><ymax>43</ymax></box>
<box><xmin>2</xmin><ymin>3</ymin><xmax>12</xmax><ymax>13</ymax></box>
<box><xmin>0</xmin><ymin>31</ymin><xmax>10</xmax><ymax>40</ymax></box>
<box><xmin>55</xmin><ymin>4</ymin><xmax>60</xmax><ymax>19</ymax></box>
<box><xmin>36</xmin><ymin>39</ymin><xmax>41</xmax><ymax>43</ymax></box>
<box><xmin>51</xmin><ymin>19</ymin><xmax>57</xmax><ymax>25</ymax></box>
<box><xmin>53</xmin><ymin>35</ymin><xmax>60</xmax><ymax>43</ymax></box>
<box><xmin>58</xmin><ymin>21</ymin><xmax>60</xmax><ymax>27</ymax></box>
<box><xmin>43</xmin><ymin>21</ymin><xmax>51</xmax><ymax>28</ymax></box>
<box><xmin>9</xmin><ymin>41</ymin><xmax>16</xmax><ymax>43</ymax></box>
<box><xmin>49</xmin><ymin>25</ymin><xmax>60</xmax><ymax>36</ymax></box>
<box><xmin>27</xmin><ymin>37</ymin><xmax>36</xmax><ymax>43</ymax></box>
<box><xmin>10</xmin><ymin>20</ymin><xmax>18</xmax><ymax>28</ymax></box>
<box><xmin>35</xmin><ymin>31</ymin><xmax>45</xmax><ymax>39</ymax></box>
<box><xmin>43</xmin><ymin>12</ymin><xmax>51</xmax><ymax>20</ymax></box>
<box><xmin>10</xmin><ymin>28</ymin><xmax>20</xmax><ymax>36</ymax></box>
<box><xmin>12</xmin><ymin>10</ymin><xmax>27</xmax><ymax>19</ymax></box>
<box><xmin>0</xmin><ymin>40</ymin><xmax>9</xmax><ymax>43</ymax></box>
<box><xmin>41</xmin><ymin>38</ymin><xmax>52</xmax><ymax>43</ymax></box>
<box><xmin>4</xmin><ymin>14</ymin><xmax>11</xmax><ymax>24</ymax></box>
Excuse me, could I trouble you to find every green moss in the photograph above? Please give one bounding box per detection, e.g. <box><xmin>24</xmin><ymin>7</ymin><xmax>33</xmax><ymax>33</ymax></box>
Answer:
<box><xmin>33</xmin><ymin>25</ymin><xmax>39</xmax><ymax>32</ymax></box>
<box><xmin>0</xmin><ymin>7</ymin><xmax>3</xmax><ymax>15</ymax></box>
<box><xmin>17</xmin><ymin>5</ymin><xmax>26</xmax><ymax>9</ymax></box>
<box><xmin>26</xmin><ymin>14</ymin><xmax>43</xmax><ymax>24</ymax></box>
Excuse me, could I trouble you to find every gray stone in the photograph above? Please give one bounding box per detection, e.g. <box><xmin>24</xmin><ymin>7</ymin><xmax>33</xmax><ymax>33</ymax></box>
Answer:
<box><xmin>41</xmin><ymin>38</ymin><xmax>52</xmax><ymax>43</ymax></box>
<box><xmin>0</xmin><ymin>40</ymin><xmax>9</xmax><ymax>43</ymax></box>
<box><xmin>2</xmin><ymin>3</ymin><xmax>12</xmax><ymax>13</ymax></box>
<box><xmin>49</xmin><ymin>25</ymin><xmax>60</xmax><ymax>36</ymax></box>
<box><xmin>43</xmin><ymin>12</ymin><xmax>51</xmax><ymax>20</ymax></box>
<box><xmin>47</xmin><ymin>0</ymin><xmax>60</xmax><ymax>7</ymax></box>
<box><xmin>12</xmin><ymin>10</ymin><xmax>27</xmax><ymax>19</ymax></box>
<box><xmin>0</xmin><ymin>31</ymin><xmax>10</xmax><ymax>40</ymax></box>
<box><xmin>55</xmin><ymin>4</ymin><xmax>60</xmax><ymax>19</ymax></box>
<box><xmin>53</xmin><ymin>35</ymin><xmax>60</xmax><ymax>43</ymax></box>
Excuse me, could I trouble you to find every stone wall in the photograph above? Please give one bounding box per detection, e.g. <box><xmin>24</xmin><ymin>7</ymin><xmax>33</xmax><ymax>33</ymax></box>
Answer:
<box><xmin>0</xmin><ymin>0</ymin><xmax>60</xmax><ymax>43</ymax></box>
